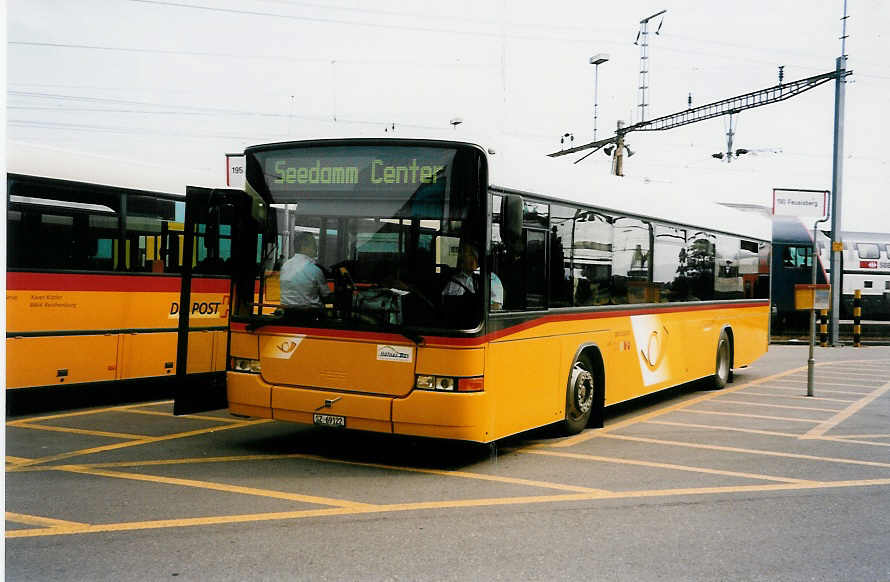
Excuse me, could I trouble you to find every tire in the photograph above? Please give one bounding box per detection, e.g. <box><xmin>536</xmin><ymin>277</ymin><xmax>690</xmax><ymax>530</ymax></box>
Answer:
<box><xmin>562</xmin><ymin>356</ymin><xmax>596</xmax><ymax>435</ymax></box>
<box><xmin>709</xmin><ymin>330</ymin><xmax>732</xmax><ymax>390</ymax></box>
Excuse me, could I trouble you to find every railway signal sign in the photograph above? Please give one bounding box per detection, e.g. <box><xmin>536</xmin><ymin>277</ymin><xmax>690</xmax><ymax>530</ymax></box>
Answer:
<box><xmin>772</xmin><ymin>188</ymin><xmax>829</xmax><ymax>218</ymax></box>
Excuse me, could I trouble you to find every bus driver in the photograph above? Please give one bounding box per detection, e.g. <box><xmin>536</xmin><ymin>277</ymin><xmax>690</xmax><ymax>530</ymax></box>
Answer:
<box><xmin>279</xmin><ymin>232</ymin><xmax>331</xmax><ymax>309</ymax></box>
<box><xmin>442</xmin><ymin>242</ymin><xmax>504</xmax><ymax>311</ymax></box>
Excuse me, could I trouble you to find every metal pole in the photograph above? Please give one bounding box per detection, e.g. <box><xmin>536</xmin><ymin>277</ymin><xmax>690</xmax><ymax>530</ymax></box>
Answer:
<box><xmin>725</xmin><ymin>114</ymin><xmax>735</xmax><ymax>163</ymax></box>
<box><xmin>829</xmin><ymin>56</ymin><xmax>847</xmax><ymax>345</ymax></box>
<box><xmin>612</xmin><ymin>121</ymin><xmax>625</xmax><ymax>176</ymax></box>
<box><xmin>638</xmin><ymin>21</ymin><xmax>649</xmax><ymax>123</ymax></box>
<box><xmin>807</xmin><ymin>216</ymin><xmax>829</xmax><ymax>397</ymax></box>
<box><xmin>594</xmin><ymin>64</ymin><xmax>600</xmax><ymax>142</ymax></box>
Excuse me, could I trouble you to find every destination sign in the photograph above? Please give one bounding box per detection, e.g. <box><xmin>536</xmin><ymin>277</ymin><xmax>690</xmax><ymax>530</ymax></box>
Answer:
<box><xmin>255</xmin><ymin>146</ymin><xmax>458</xmax><ymax>195</ymax></box>
<box><xmin>772</xmin><ymin>188</ymin><xmax>829</xmax><ymax>218</ymax></box>
<box><xmin>272</xmin><ymin>158</ymin><xmax>445</xmax><ymax>186</ymax></box>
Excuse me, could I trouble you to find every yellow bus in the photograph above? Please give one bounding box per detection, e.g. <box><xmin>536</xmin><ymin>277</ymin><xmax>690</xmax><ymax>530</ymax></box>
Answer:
<box><xmin>6</xmin><ymin>174</ymin><xmax>233</xmax><ymax>413</ymax></box>
<box><xmin>176</xmin><ymin>138</ymin><xmax>771</xmax><ymax>442</ymax></box>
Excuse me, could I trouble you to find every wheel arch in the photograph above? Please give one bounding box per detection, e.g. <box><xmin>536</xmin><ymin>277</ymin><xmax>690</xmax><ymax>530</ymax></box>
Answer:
<box><xmin>719</xmin><ymin>324</ymin><xmax>735</xmax><ymax>369</ymax></box>
<box><xmin>567</xmin><ymin>342</ymin><xmax>606</xmax><ymax>428</ymax></box>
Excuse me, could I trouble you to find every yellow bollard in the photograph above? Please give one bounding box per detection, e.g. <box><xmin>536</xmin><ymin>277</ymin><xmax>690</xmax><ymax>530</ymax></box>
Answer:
<box><xmin>853</xmin><ymin>289</ymin><xmax>861</xmax><ymax>347</ymax></box>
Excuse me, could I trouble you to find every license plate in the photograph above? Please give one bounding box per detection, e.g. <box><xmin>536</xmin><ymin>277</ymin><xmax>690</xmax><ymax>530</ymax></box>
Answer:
<box><xmin>313</xmin><ymin>413</ymin><xmax>346</xmax><ymax>428</ymax></box>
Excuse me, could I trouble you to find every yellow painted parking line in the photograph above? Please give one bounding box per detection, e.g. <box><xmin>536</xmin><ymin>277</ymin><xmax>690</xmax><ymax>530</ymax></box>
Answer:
<box><xmin>10</xmin><ymin>419</ymin><xmax>273</xmax><ymax>469</ymax></box>
<box><xmin>11</xmin><ymin>422</ymin><xmax>149</xmax><ymax>440</ymax></box>
<box><xmin>677</xmin><ymin>409</ymin><xmax>825</xmax><ymax>423</ymax></box>
<box><xmin>647</xmin><ymin>420</ymin><xmax>890</xmax><ymax>448</ymax></box>
<box><xmin>58</xmin><ymin>465</ymin><xmax>376</xmax><ymax>509</ymax></box>
<box><xmin>284</xmin><ymin>452</ymin><xmax>612</xmax><ymax>494</ymax></box>
<box><xmin>734</xmin><ymin>391</ymin><xmax>858</xmax><ymax>403</ymax></box>
<box><xmin>831</xmin><ymin>433</ymin><xmax>890</xmax><ymax>439</ymax></box>
<box><xmin>520</xmin><ymin>448</ymin><xmax>811</xmax><ymax>483</ymax></box>
<box><xmin>552</xmin><ymin>365</ymin><xmax>810</xmax><ymax>447</ymax></box>
<box><xmin>827</xmin><ymin>364</ymin><xmax>890</xmax><ymax>371</ymax></box>
<box><xmin>6</xmin><ymin>456</ymin><xmax>34</xmax><ymax>464</ymax></box>
<box><xmin>6</xmin><ymin>507</ymin><xmax>357</xmax><ymax>538</ymax></box>
<box><xmin>770</xmin><ymin>377</ymin><xmax>874</xmax><ymax>387</ymax></box>
<box><xmin>6</xmin><ymin>401</ymin><xmax>170</xmax><ymax>427</ymax></box>
<box><xmin>8</xmin><ymin>478</ymin><xmax>890</xmax><ymax>539</ymax></box>
<box><xmin>769</xmin><ymin>382</ymin><xmax>874</xmax><ymax>392</ymax></box>
<box><xmin>600</xmin><ymin>434</ymin><xmax>890</xmax><ymax>469</ymax></box>
<box><xmin>813</xmin><ymin>371</ymin><xmax>890</xmax><ymax>378</ymax></box>
<box><xmin>19</xmin><ymin>451</ymin><xmax>609</xmax><ymax>495</ymax></box>
<box><xmin>31</xmin><ymin>454</ymin><xmax>309</xmax><ymax>470</ymax></box>
<box><xmin>18</xmin><ymin>453</ymin><xmax>320</xmax><ymax>471</ymax></box>
<box><xmin>700</xmin><ymin>399</ymin><xmax>843</xmax><ymax>413</ymax></box>
<box><xmin>816</xmin><ymin>436</ymin><xmax>890</xmax><ymax>448</ymax></box>
<box><xmin>123</xmin><ymin>408</ymin><xmax>245</xmax><ymax>424</ymax></box>
<box><xmin>646</xmin><ymin>420</ymin><xmax>805</xmax><ymax>439</ymax></box>
<box><xmin>6</xmin><ymin>512</ymin><xmax>88</xmax><ymax>528</ymax></box>
<box><xmin>255</xmin><ymin>451</ymin><xmax>611</xmax><ymax>494</ymax></box>
<box><xmin>816</xmin><ymin>370</ymin><xmax>887</xmax><ymax>385</ymax></box>
<box><xmin>803</xmin><ymin>380</ymin><xmax>890</xmax><ymax>439</ymax></box>
<box><xmin>760</xmin><ymin>384</ymin><xmax>875</xmax><ymax>396</ymax></box>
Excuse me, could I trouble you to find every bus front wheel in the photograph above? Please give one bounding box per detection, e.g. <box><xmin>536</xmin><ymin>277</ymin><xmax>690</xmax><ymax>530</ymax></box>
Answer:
<box><xmin>563</xmin><ymin>356</ymin><xmax>595</xmax><ymax>435</ymax></box>
<box><xmin>709</xmin><ymin>330</ymin><xmax>732</xmax><ymax>390</ymax></box>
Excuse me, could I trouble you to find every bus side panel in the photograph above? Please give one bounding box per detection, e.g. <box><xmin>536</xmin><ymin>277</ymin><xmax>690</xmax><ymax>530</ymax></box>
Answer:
<box><xmin>392</xmin><ymin>391</ymin><xmax>492</xmax><ymax>441</ymax></box>
<box><xmin>681</xmin><ymin>312</ymin><xmax>720</xmax><ymax>381</ymax></box>
<box><xmin>394</xmin><ymin>346</ymin><xmax>490</xmax><ymax>441</ymax></box>
<box><xmin>601</xmin><ymin>318</ymin><xmax>649</xmax><ymax>406</ymax></box>
<box><xmin>416</xmin><ymin>346</ymin><xmax>485</xmax><ymax>377</ymax></box>
<box><xmin>185</xmin><ymin>330</ymin><xmax>215</xmax><ymax>374</ymax></box>
<box><xmin>627</xmin><ymin>312</ymin><xmax>691</xmax><ymax>395</ymax></box>
<box><xmin>118</xmin><ymin>331</ymin><xmax>177</xmax><ymax>380</ymax></box>
<box><xmin>6</xmin><ymin>278</ymin><xmax>229</xmax><ymax>336</ymax></box>
<box><xmin>487</xmin><ymin>333</ymin><xmax>564</xmax><ymax>439</ymax></box>
<box><xmin>726</xmin><ymin>305</ymin><xmax>770</xmax><ymax>367</ymax></box>
<box><xmin>6</xmin><ymin>288</ymin><xmax>126</xmax><ymax>334</ymax></box>
<box><xmin>6</xmin><ymin>335</ymin><xmax>119</xmax><ymax>388</ymax></box>
<box><xmin>211</xmin><ymin>330</ymin><xmax>228</xmax><ymax>372</ymax></box>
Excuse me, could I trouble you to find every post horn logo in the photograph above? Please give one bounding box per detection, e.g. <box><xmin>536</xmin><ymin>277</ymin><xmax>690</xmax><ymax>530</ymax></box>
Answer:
<box><xmin>276</xmin><ymin>340</ymin><xmax>298</xmax><ymax>354</ymax></box>
<box><xmin>641</xmin><ymin>326</ymin><xmax>669</xmax><ymax>370</ymax></box>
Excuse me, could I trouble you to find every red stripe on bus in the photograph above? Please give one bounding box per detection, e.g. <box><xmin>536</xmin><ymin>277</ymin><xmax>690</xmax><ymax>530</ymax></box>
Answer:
<box><xmin>230</xmin><ymin>300</ymin><xmax>768</xmax><ymax>347</ymax></box>
<box><xmin>7</xmin><ymin>272</ymin><xmax>229</xmax><ymax>293</ymax></box>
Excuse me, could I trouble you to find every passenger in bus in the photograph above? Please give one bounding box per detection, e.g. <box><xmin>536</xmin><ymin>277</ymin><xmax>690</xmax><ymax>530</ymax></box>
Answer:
<box><xmin>279</xmin><ymin>232</ymin><xmax>331</xmax><ymax>309</ymax></box>
<box><xmin>441</xmin><ymin>242</ymin><xmax>504</xmax><ymax>311</ymax></box>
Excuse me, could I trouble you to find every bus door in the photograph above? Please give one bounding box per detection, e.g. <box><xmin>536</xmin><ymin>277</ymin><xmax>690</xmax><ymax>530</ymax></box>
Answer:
<box><xmin>174</xmin><ymin>186</ymin><xmax>245</xmax><ymax>415</ymax></box>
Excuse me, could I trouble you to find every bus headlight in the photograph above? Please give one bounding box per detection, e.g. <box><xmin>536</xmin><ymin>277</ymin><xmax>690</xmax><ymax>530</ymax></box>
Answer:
<box><xmin>415</xmin><ymin>375</ymin><xmax>483</xmax><ymax>392</ymax></box>
<box><xmin>231</xmin><ymin>358</ymin><xmax>262</xmax><ymax>373</ymax></box>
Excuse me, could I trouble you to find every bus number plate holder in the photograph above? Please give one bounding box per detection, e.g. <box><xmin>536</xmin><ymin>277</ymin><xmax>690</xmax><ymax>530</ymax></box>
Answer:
<box><xmin>313</xmin><ymin>413</ymin><xmax>346</xmax><ymax>428</ymax></box>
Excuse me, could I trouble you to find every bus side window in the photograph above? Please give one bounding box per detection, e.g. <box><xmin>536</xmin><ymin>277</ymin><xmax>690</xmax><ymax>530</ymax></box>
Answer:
<box><xmin>549</xmin><ymin>205</ymin><xmax>575</xmax><ymax>308</ymax></box>
<box><xmin>573</xmin><ymin>210</ymin><xmax>614</xmax><ymax>307</ymax></box>
<box><xmin>611</xmin><ymin>216</ymin><xmax>651</xmax><ymax>304</ymax></box>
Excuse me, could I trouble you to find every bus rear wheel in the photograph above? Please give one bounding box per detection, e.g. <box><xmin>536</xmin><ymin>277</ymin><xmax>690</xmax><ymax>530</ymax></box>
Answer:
<box><xmin>709</xmin><ymin>330</ymin><xmax>732</xmax><ymax>390</ymax></box>
<box><xmin>563</xmin><ymin>356</ymin><xmax>595</xmax><ymax>435</ymax></box>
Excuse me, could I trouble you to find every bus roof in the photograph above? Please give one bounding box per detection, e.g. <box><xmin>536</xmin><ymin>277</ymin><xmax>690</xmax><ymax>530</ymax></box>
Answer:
<box><xmin>484</xmin><ymin>139</ymin><xmax>772</xmax><ymax>242</ymax></box>
<box><xmin>7</xmin><ymin>142</ymin><xmax>224</xmax><ymax>196</ymax></box>
<box><xmin>242</xmin><ymin>135</ymin><xmax>772</xmax><ymax>241</ymax></box>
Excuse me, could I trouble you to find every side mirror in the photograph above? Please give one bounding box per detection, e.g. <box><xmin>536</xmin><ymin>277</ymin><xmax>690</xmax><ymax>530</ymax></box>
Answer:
<box><xmin>501</xmin><ymin>194</ymin><xmax>523</xmax><ymax>247</ymax></box>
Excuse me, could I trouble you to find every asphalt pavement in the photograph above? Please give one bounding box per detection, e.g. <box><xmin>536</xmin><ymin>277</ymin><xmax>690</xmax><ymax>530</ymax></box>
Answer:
<box><xmin>6</xmin><ymin>345</ymin><xmax>890</xmax><ymax>581</ymax></box>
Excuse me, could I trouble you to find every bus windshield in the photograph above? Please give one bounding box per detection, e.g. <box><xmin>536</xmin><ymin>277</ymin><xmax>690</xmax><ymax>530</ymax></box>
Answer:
<box><xmin>237</xmin><ymin>142</ymin><xmax>487</xmax><ymax>333</ymax></box>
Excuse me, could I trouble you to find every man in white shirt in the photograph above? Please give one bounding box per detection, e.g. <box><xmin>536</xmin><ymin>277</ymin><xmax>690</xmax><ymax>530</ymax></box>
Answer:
<box><xmin>442</xmin><ymin>242</ymin><xmax>504</xmax><ymax>311</ymax></box>
<box><xmin>279</xmin><ymin>233</ymin><xmax>330</xmax><ymax>309</ymax></box>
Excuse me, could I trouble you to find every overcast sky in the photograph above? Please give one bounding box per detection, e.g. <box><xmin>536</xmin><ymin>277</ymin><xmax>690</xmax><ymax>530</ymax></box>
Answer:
<box><xmin>7</xmin><ymin>0</ymin><xmax>889</xmax><ymax>230</ymax></box>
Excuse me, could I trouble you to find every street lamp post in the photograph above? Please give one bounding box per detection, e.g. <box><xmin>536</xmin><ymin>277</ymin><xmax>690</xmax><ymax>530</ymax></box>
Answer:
<box><xmin>589</xmin><ymin>54</ymin><xmax>609</xmax><ymax>142</ymax></box>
